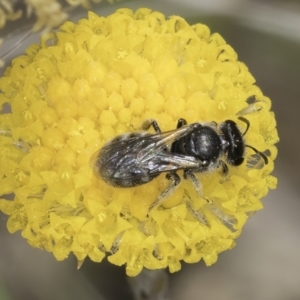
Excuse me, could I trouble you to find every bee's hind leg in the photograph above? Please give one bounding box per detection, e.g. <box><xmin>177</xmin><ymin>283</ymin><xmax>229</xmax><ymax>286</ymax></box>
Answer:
<box><xmin>148</xmin><ymin>172</ymin><xmax>181</xmax><ymax>212</ymax></box>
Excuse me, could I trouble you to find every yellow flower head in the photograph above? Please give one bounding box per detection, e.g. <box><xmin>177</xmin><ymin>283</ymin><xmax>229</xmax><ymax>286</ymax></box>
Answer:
<box><xmin>0</xmin><ymin>8</ymin><xmax>278</xmax><ymax>276</ymax></box>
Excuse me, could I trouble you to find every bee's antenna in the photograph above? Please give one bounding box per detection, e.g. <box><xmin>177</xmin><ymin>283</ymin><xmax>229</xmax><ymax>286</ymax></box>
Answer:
<box><xmin>238</xmin><ymin>116</ymin><xmax>250</xmax><ymax>136</ymax></box>
<box><xmin>245</xmin><ymin>144</ymin><xmax>269</xmax><ymax>165</ymax></box>
<box><xmin>237</xmin><ymin>117</ymin><xmax>269</xmax><ymax>165</ymax></box>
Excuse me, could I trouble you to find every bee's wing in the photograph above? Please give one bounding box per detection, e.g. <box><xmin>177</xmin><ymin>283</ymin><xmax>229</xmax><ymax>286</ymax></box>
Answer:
<box><xmin>142</xmin><ymin>151</ymin><xmax>201</xmax><ymax>174</ymax></box>
<box><xmin>92</xmin><ymin>150</ymin><xmax>200</xmax><ymax>180</ymax></box>
<box><xmin>92</xmin><ymin>124</ymin><xmax>195</xmax><ymax>165</ymax></box>
<box><xmin>136</xmin><ymin>124</ymin><xmax>195</xmax><ymax>161</ymax></box>
<box><xmin>90</xmin><ymin>124</ymin><xmax>201</xmax><ymax>180</ymax></box>
<box><xmin>90</xmin><ymin>132</ymin><xmax>150</xmax><ymax>169</ymax></box>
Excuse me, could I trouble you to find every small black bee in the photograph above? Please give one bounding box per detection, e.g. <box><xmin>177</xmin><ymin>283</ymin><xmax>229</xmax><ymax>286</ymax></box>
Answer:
<box><xmin>91</xmin><ymin>117</ymin><xmax>268</xmax><ymax>211</ymax></box>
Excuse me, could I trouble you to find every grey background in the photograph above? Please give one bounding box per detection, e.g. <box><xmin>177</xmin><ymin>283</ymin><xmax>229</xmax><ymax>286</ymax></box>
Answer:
<box><xmin>0</xmin><ymin>0</ymin><xmax>299</xmax><ymax>299</ymax></box>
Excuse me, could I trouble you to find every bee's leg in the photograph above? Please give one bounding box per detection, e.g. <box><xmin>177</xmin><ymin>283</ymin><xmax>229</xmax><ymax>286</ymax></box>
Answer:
<box><xmin>177</xmin><ymin>118</ymin><xmax>187</xmax><ymax>128</ymax></box>
<box><xmin>142</xmin><ymin>119</ymin><xmax>161</xmax><ymax>133</ymax></box>
<box><xmin>184</xmin><ymin>170</ymin><xmax>211</xmax><ymax>204</ymax></box>
<box><xmin>238</xmin><ymin>116</ymin><xmax>250</xmax><ymax>136</ymax></box>
<box><xmin>184</xmin><ymin>170</ymin><xmax>237</xmax><ymax>231</ymax></box>
<box><xmin>218</xmin><ymin>160</ymin><xmax>229</xmax><ymax>176</ymax></box>
<box><xmin>148</xmin><ymin>172</ymin><xmax>181</xmax><ymax>212</ymax></box>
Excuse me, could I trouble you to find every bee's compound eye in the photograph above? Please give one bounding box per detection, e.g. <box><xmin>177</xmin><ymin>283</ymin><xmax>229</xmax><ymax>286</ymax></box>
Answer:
<box><xmin>232</xmin><ymin>157</ymin><xmax>244</xmax><ymax>166</ymax></box>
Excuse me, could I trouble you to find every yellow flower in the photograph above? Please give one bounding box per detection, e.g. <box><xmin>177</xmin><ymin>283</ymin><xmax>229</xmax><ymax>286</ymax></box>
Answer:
<box><xmin>0</xmin><ymin>8</ymin><xmax>278</xmax><ymax>276</ymax></box>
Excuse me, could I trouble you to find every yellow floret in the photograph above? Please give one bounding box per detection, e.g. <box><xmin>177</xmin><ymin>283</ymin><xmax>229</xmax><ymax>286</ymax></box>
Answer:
<box><xmin>0</xmin><ymin>8</ymin><xmax>278</xmax><ymax>276</ymax></box>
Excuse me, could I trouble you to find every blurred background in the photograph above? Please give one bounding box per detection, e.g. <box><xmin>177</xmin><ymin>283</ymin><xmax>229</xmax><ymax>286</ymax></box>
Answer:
<box><xmin>0</xmin><ymin>0</ymin><xmax>299</xmax><ymax>299</ymax></box>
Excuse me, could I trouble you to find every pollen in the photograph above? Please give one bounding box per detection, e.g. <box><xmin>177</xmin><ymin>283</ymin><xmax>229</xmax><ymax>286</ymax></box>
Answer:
<box><xmin>0</xmin><ymin>8</ymin><xmax>278</xmax><ymax>277</ymax></box>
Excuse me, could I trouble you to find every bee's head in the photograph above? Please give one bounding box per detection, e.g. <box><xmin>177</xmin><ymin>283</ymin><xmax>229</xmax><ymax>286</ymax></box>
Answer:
<box><xmin>220</xmin><ymin>117</ymin><xmax>268</xmax><ymax>167</ymax></box>
<box><xmin>220</xmin><ymin>120</ymin><xmax>245</xmax><ymax>166</ymax></box>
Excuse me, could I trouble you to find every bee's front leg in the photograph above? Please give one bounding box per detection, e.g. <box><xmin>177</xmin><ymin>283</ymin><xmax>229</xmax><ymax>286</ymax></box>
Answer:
<box><xmin>142</xmin><ymin>119</ymin><xmax>161</xmax><ymax>133</ymax></box>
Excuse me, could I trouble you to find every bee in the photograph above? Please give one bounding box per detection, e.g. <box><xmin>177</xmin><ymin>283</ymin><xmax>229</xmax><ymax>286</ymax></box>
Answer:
<box><xmin>91</xmin><ymin>117</ymin><xmax>268</xmax><ymax>211</ymax></box>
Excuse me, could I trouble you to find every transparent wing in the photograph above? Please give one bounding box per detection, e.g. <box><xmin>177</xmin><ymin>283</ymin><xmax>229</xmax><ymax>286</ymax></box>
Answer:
<box><xmin>135</xmin><ymin>124</ymin><xmax>196</xmax><ymax>161</ymax></box>
<box><xmin>138</xmin><ymin>150</ymin><xmax>201</xmax><ymax>174</ymax></box>
<box><xmin>90</xmin><ymin>124</ymin><xmax>201</xmax><ymax>180</ymax></box>
<box><xmin>100</xmin><ymin>124</ymin><xmax>194</xmax><ymax>156</ymax></box>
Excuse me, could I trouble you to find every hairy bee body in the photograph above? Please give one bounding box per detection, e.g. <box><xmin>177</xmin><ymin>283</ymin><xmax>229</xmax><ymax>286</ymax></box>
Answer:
<box><xmin>91</xmin><ymin>117</ymin><xmax>268</xmax><ymax>211</ymax></box>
